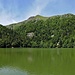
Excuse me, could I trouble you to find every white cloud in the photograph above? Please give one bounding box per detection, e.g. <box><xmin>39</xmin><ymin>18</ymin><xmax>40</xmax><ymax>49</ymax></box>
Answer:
<box><xmin>0</xmin><ymin>12</ymin><xmax>17</xmax><ymax>25</ymax></box>
<box><xmin>25</xmin><ymin>0</ymin><xmax>51</xmax><ymax>19</ymax></box>
<box><xmin>0</xmin><ymin>0</ymin><xmax>53</xmax><ymax>25</ymax></box>
<box><xmin>0</xmin><ymin>2</ymin><xmax>17</xmax><ymax>25</ymax></box>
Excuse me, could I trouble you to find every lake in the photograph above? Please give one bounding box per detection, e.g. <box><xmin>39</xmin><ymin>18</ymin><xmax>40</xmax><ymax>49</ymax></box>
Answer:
<box><xmin>0</xmin><ymin>48</ymin><xmax>75</xmax><ymax>75</ymax></box>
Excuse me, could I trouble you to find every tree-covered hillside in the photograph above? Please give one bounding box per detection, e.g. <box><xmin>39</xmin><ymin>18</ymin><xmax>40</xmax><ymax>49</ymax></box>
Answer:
<box><xmin>0</xmin><ymin>24</ymin><xmax>20</xmax><ymax>47</ymax></box>
<box><xmin>1</xmin><ymin>13</ymin><xmax>75</xmax><ymax>48</ymax></box>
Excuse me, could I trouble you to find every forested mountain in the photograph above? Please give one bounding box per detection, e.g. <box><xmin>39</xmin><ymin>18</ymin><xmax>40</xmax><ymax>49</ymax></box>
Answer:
<box><xmin>1</xmin><ymin>13</ymin><xmax>75</xmax><ymax>48</ymax></box>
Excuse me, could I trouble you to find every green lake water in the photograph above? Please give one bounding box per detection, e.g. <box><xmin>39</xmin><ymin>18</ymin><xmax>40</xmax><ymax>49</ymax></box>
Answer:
<box><xmin>0</xmin><ymin>48</ymin><xmax>75</xmax><ymax>75</ymax></box>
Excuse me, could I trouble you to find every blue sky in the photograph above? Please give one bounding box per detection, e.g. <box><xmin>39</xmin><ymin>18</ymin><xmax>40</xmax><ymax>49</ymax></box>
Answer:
<box><xmin>0</xmin><ymin>0</ymin><xmax>75</xmax><ymax>25</ymax></box>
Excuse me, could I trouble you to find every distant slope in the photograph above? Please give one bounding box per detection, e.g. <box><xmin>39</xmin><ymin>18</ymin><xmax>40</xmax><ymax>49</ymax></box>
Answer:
<box><xmin>6</xmin><ymin>15</ymin><xmax>48</xmax><ymax>30</ymax></box>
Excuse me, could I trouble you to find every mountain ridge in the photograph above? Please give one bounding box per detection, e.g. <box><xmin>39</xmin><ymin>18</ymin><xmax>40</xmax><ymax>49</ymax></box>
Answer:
<box><xmin>6</xmin><ymin>13</ymin><xmax>75</xmax><ymax>30</ymax></box>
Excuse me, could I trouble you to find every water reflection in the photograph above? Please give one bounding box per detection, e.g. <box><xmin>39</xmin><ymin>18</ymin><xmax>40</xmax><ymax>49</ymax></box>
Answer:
<box><xmin>0</xmin><ymin>48</ymin><xmax>75</xmax><ymax>75</ymax></box>
<box><xmin>0</xmin><ymin>67</ymin><xmax>29</xmax><ymax>75</ymax></box>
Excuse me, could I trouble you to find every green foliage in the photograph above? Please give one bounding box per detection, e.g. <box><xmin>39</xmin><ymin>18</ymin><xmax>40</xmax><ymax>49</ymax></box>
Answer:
<box><xmin>1</xmin><ymin>13</ymin><xmax>75</xmax><ymax>48</ymax></box>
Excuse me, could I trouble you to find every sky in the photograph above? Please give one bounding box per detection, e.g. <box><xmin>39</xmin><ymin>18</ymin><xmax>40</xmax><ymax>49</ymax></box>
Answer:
<box><xmin>0</xmin><ymin>0</ymin><xmax>75</xmax><ymax>25</ymax></box>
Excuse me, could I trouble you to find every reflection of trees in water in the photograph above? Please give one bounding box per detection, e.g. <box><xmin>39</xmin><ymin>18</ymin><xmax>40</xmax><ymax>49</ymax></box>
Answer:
<box><xmin>0</xmin><ymin>49</ymin><xmax>75</xmax><ymax>75</ymax></box>
<box><xmin>27</xmin><ymin>48</ymin><xmax>33</xmax><ymax>63</ymax></box>
<box><xmin>71</xmin><ymin>50</ymin><xmax>74</xmax><ymax>57</ymax></box>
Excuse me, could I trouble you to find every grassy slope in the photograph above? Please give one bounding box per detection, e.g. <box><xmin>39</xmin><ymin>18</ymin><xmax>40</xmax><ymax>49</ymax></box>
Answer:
<box><xmin>6</xmin><ymin>13</ymin><xmax>74</xmax><ymax>30</ymax></box>
<box><xmin>6</xmin><ymin>15</ymin><xmax>48</xmax><ymax>30</ymax></box>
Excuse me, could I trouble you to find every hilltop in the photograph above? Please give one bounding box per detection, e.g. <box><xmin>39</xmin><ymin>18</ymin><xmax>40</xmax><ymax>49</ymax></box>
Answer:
<box><xmin>0</xmin><ymin>13</ymin><xmax>75</xmax><ymax>48</ymax></box>
<box><xmin>6</xmin><ymin>15</ymin><xmax>48</xmax><ymax>30</ymax></box>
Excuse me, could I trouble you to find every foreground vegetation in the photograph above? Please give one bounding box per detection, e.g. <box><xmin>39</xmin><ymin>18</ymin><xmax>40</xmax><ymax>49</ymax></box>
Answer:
<box><xmin>0</xmin><ymin>13</ymin><xmax>75</xmax><ymax>48</ymax></box>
